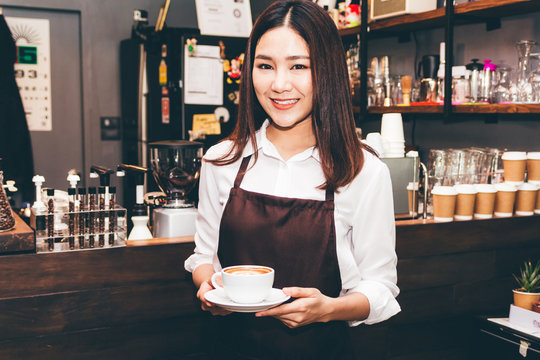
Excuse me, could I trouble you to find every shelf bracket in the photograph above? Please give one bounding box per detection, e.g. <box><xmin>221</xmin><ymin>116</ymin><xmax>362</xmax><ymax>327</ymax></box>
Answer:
<box><xmin>359</xmin><ymin>0</ymin><xmax>369</xmax><ymax>123</ymax></box>
<box><xmin>444</xmin><ymin>0</ymin><xmax>454</xmax><ymax>119</ymax></box>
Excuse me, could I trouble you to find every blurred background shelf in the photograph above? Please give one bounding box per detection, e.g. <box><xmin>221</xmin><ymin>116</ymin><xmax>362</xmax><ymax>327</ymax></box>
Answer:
<box><xmin>365</xmin><ymin>104</ymin><xmax>540</xmax><ymax>114</ymax></box>
<box><xmin>340</xmin><ymin>1</ymin><xmax>540</xmax><ymax>38</ymax></box>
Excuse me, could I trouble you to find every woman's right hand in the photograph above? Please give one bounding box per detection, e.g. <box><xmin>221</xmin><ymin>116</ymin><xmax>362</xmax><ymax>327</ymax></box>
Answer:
<box><xmin>196</xmin><ymin>277</ymin><xmax>232</xmax><ymax>316</ymax></box>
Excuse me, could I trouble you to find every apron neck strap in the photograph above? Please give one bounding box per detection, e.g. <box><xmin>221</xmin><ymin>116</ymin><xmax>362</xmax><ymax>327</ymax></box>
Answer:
<box><xmin>325</xmin><ymin>187</ymin><xmax>334</xmax><ymax>201</ymax></box>
<box><xmin>234</xmin><ymin>155</ymin><xmax>252</xmax><ymax>188</ymax></box>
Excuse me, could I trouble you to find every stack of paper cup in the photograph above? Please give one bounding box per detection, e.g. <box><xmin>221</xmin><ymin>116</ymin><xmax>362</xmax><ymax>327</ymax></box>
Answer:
<box><xmin>407</xmin><ymin>182</ymin><xmax>419</xmax><ymax>217</ymax></box>
<box><xmin>494</xmin><ymin>183</ymin><xmax>517</xmax><ymax>218</ymax></box>
<box><xmin>527</xmin><ymin>152</ymin><xmax>540</xmax><ymax>186</ymax></box>
<box><xmin>380</xmin><ymin>113</ymin><xmax>405</xmax><ymax>158</ymax></box>
<box><xmin>535</xmin><ymin>184</ymin><xmax>540</xmax><ymax>215</ymax></box>
<box><xmin>364</xmin><ymin>133</ymin><xmax>384</xmax><ymax>156</ymax></box>
<box><xmin>432</xmin><ymin>185</ymin><xmax>457</xmax><ymax>222</ymax></box>
<box><xmin>502</xmin><ymin>151</ymin><xmax>527</xmax><ymax>185</ymax></box>
<box><xmin>473</xmin><ymin>184</ymin><xmax>497</xmax><ymax>219</ymax></box>
<box><xmin>515</xmin><ymin>182</ymin><xmax>538</xmax><ymax>216</ymax></box>
<box><xmin>454</xmin><ymin>184</ymin><xmax>477</xmax><ymax>221</ymax></box>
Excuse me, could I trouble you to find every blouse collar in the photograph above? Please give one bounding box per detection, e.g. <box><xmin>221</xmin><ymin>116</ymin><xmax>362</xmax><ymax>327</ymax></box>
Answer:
<box><xmin>243</xmin><ymin>120</ymin><xmax>320</xmax><ymax>163</ymax></box>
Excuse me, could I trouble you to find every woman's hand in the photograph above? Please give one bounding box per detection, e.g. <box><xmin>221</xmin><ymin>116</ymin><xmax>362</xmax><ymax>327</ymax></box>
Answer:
<box><xmin>255</xmin><ymin>287</ymin><xmax>334</xmax><ymax>328</ymax></box>
<box><xmin>196</xmin><ymin>275</ymin><xmax>232</xmax><ymax>316</ymax></box>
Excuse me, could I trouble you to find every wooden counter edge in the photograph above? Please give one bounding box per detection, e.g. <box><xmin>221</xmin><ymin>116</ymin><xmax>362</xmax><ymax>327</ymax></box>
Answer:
<box><xmin>127</xmin><ymin>235</ymin><xmax>195</xmax><ymax>247</ymax></box>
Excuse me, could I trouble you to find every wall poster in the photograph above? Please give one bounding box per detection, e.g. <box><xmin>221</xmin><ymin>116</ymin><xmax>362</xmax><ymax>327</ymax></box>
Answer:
<box><xmin>6</xmin><ymin>17</ymin><xmax>52</xmax><ymax>131</ymax></box>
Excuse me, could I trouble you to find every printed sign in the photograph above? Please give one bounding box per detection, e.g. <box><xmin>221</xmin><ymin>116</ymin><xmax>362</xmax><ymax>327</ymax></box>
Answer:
<box><xmin>6</xmin><ymin>17</ymin><xmax>52</xmax><ymax>131</ymax></box>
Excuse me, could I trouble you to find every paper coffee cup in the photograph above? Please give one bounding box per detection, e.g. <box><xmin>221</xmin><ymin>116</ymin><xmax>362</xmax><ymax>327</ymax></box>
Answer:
<box><xmin>494</xmin><ymin>183</ymin><xmax>517</xmax><ymax>217</ymax></box>
<box><xmin>502</xmin><ymin>152</ymin><xmax>527</xmax><ymax>185</ymax></box>
<box><xmin>535</xmin><ymin>185</ymin><xmax>540</xmax><ymax>215</ymax></box>
<box><xmin>527</xmin><ymin>152</ymin><xmax>540</xmax><ymax>182</ymax></box>
<box><xmin>515</xmin><ymin>182</ymin><xmax>538</xmax><ymax>216</ymax></box>
<box><xmin>473</xmin><ymin>184</ymin><xmax>497</xmax><ymax>219</ymax></box>
<box><xmin>432</xmin><ymin>186</ymin><xmax>457</xmax><ymax>222</ymax></box>
<box><xmin>454</xmin><ymin>184</ymin><xmax>477</xmax><ymax>221</ymax></box>
<box><xmin>407</xmin><ymin>182</ymin><xmax>419</xmax><ymax>216</ymax></box>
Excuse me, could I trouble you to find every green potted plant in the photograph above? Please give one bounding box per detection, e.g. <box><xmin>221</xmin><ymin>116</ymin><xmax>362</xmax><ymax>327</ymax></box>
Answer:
<box><xmin>513</xmin><ymin>260</ymin><xmax>540</xmax><ymax>311</ymax></box>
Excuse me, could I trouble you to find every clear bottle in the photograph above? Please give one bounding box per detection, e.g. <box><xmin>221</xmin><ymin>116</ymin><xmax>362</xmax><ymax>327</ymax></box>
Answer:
<box><xmin>68</xmin><ymin>188</ymin><xmax>76</xmax><ymax>250</ymax></box>
<box><xmin>88</xmin><ymin>187</ymin><xmax>97</xmax><ymax>248</ymax></box>
<box><xmin>46</xmin><ymin>188</ymin><xmax>55</xmax><ymax>251</ymax></box>
<box><xmin>98</xmin><ymin>186</ymin><xmax>106</xmax><ymax>247</ymax></box>
<box><xmin>77</xmin><ymin>187</ymin><xmax>87</xmax><ymax>249</ymax></box>
<box><xmin>108</xmin><ymin>186</ymin><xmax>116</xmax><ymax>246</ymax></box>
<box><xmin>0</xmin><ymin>165</ymin><xmax>16</xmax><ymax>232</ymax></box>
<box><xmin>515</xmin><ymin>40</ymin><xmax>536</xmax><ymax>103</ymax></box>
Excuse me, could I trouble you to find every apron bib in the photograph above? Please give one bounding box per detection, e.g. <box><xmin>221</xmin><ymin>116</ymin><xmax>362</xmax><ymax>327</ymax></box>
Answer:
<box><xmin>213</xmin><ymin>155</ymin><xmax>356</xmax><ymax>360</ymax></box>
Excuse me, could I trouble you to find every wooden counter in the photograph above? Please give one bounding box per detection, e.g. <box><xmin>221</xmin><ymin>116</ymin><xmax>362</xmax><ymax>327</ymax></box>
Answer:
<box><xmin>0</xmin><ymin>215</ymin><xmax>539</xmax><ymax>359</ymax></box>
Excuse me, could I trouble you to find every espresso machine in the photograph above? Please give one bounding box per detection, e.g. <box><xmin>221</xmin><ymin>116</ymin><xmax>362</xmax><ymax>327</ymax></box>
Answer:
<box><xmin>148</xmin><ymin>140</ymin><xmax>203</xmax><ymax>238</ymax></box>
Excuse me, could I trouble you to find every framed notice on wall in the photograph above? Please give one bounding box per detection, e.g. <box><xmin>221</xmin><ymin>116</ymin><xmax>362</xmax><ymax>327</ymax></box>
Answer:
<box><xmin>195</xmin><ymin>0</ymin><xmax>252</xmax><ymax>37</ymax></box>
<box><xmin>6</xmin><ymin>17</ymin><xmax>52</xmax><ymax>131</ymax></box>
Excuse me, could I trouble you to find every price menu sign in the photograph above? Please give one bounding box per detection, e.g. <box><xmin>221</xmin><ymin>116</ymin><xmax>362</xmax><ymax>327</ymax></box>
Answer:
<box><xmin>6</xmin><ymin>17</ymin><xmax>52</xmax><ymax>131</ymax></box>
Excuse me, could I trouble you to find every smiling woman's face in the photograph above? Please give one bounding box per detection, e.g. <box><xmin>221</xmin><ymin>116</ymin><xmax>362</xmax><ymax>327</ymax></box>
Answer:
<box><xmin>252</xmin><ymin>26</ymin><xmax>313</xmax><ymax>130</ymax></box>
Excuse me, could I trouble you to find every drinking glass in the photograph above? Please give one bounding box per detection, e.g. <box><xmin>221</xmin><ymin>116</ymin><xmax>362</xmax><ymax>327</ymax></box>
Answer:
<box><xmin>515</xmin><ymin>40</ymin><xmax>536</xmax><ymax>103</ymax></box>
<box><xmin>528</xmin><ymin>53</ymin><xmax>540</xmax><ymax>103</ymax></box>
<box><xmin>493</xmin><ymin>65</ymin><xmax>514</xmax><ymax>103</ymax></box>
<box><xmin>426</xmin><ymin>149</ymin><xmax>448</xmax><ymax>216</ymax></box>
<box><xmin>445</xmin><ymin>149</ymin><xmax>470</xmax><ymax>185</ymax></box>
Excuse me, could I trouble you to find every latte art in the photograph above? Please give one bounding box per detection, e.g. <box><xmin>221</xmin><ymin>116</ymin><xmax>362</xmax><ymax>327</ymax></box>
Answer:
<box><xmin>225</xmin><ymin>267</ymin><xmax>272</xmax><ymax>275</ymax></box>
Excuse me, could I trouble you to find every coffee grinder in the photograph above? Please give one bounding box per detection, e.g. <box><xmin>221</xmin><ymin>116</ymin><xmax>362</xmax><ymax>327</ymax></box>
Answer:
<box><xmin>148</xmin><ymin>140</ymin><xmax>203</xmax><ymax>238</ymax></box>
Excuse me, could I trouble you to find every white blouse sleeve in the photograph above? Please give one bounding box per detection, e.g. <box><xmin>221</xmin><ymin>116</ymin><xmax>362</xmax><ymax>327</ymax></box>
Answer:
<box><xmin>184</xmin><ymin>158</ymin><xmax>222</xmax><ymax>273</ymax></box>
<box><xmin>345</xmin><ymin>160</ymin><xmax>401</xmax><ymax>326</ymax></box>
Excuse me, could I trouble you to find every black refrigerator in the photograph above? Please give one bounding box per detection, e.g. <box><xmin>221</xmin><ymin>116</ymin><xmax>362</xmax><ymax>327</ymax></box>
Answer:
<box><xmin>120</xmin><ymin>27</ymin><xmax>247</xmax><ymax>215</ymax></box>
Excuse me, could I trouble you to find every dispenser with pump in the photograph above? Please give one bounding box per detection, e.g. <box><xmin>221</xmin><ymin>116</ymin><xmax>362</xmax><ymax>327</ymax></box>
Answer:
<box><xmin>117</xmin><ymin>164</ymin><xmax>153</xmax><ymax>240</ymax></box>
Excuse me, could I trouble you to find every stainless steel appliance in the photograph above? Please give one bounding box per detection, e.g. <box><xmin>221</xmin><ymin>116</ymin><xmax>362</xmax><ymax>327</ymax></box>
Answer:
<box><xmin>149</xmin><ymin>140</ymin><xmax>203</xmax><ymax>238</ymax></box>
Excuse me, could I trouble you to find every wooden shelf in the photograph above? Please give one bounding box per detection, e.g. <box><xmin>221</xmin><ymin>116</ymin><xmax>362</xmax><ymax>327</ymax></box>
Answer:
<box><xmin>338</xmin><ymin>26</ymin><xmax>361</xmax><ymax>37</ymax></box>
<box><xmin>364</xmin><ymin>0</ymin><xmax>540</xmax><ymax>35</ymax></box>
<box><xmin>366</xmin><ymin>104</ymin><xmax>540</xmax><ymax>114</ymax></box>
<box><xmin>368</xmin><ymin>105</ymin><xmax>443</xmax><ymax>114</ymax></box>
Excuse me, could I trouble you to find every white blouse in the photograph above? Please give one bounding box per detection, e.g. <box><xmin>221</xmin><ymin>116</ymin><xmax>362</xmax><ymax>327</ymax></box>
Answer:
<box><xmin>184</xmin><ymin>121</ymin><xmax>401</xmax><ymax>325</ymax></box>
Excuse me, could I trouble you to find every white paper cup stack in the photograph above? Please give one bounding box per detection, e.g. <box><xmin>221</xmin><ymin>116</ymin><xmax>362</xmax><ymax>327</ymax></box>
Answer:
<box><xmin>380</xmin><ymin>113</ymin><xmax>405</xmax><ymax>158</ymax></box>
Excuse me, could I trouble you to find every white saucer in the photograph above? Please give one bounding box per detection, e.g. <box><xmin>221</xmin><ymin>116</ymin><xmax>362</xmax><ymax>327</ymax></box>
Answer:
<box><xmin>205</xmin><ymin>288</ymin><xmax>290</xmax><ymax>313</ymax></box>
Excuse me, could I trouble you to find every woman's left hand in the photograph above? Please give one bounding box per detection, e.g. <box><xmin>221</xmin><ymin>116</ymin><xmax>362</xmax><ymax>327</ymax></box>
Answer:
<box><xmin>255</xmin><ymin>287</ymin><xmax>333</xmax><ymax>328</ymax></box>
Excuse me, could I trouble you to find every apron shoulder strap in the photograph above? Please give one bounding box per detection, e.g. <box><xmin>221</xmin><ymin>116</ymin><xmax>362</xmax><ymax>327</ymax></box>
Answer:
<box><xmin>233</xmin><ymin>155</ymin><xmax>252</xmax><ymax>188</ymax></box>
<box><xmin>325</xmin><ymin>187</ymin><xmax>334</xmax><ymax>202</ymax></box>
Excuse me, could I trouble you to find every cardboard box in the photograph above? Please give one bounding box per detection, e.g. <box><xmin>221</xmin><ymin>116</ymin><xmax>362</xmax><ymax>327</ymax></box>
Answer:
<box><xmin>0</xmin><ymin>213</ymin><xmax>35</xmax><ymax>254</ymax></box>
<box><xmin>509</xmin><ymin>304</ymin><xmax>540</xmax><ymax>335</ymax></box>
<box><xmin>371</xmin><ymin>0</ymin><xmax>438</xmax><ymax>21</ymax></box>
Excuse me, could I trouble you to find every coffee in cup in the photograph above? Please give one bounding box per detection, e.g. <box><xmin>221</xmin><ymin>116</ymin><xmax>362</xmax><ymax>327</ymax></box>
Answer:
<box><xmin>454</xmin><ymin>184</ymin><xmax>477</xmax><ymax>221</ymax></box>
<box><xmin>407</xmin><ymin>182</ymin><xmax>419</xmax><ymax>217</ymax></box>
<box><xmin>494</xmin><ymin>183</ymin><xmax>517</xmax><ymax>217</ymax></box>
<box><xmin>212</xmin><ymin>265</ymin><xmax>274</xmax><ymax>304</ymax></box>
<box><xmin>432</xmin><ymin>185</ymin><xmax>457</xmax><ymax>222</ymax></box>
<box><xmin>515</xmin><ymin>182</ymin><xmax>538</xmax><ymax>216</ymax></box>
<box><xmin>473</xmin><ymin>184</ymin><xmax>497</xmax><ymax>219</ymax></box>
<box><xmin>502</xmin><ymin>151</ymin><xmax>527</xmax><ymax>185</ymax></box>
<box><xmin>527</xmin><ymin>152</ymin><xmax>540</xmax><ymax>184</ymax></box>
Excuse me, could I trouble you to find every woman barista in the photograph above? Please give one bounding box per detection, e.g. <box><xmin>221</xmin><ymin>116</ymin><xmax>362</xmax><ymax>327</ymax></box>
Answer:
<box><xmin>185</xmin><ymin>0</ymin><xmax>400</xmax><ymax>358</ymax></box>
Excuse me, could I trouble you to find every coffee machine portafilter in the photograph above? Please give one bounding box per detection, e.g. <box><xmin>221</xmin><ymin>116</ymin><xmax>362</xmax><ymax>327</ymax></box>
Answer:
<box><xmin>149</xmin><ymin>140</ymin><xmax>203</xmax><ymax>238</ymax></box>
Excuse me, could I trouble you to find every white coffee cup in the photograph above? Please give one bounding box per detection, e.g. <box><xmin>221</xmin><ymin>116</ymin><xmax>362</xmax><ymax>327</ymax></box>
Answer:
<box><xmin>211</xmin><ymin>265</ymin><xmax>274</xmax><ymax>304</ymax></box>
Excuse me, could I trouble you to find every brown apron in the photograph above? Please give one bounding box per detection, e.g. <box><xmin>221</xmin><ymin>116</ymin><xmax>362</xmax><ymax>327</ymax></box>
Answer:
<box><xmin>211</xmin><ymin>154</ymin><xmax>356</xmax><ymax>360</ymax></box>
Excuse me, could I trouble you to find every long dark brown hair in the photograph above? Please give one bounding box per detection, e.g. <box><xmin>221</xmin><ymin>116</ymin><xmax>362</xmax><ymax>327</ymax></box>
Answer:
<box><xmin>209</xmin><ymin>0</ymin><xmax>368</xmax><ymax>190</ymax></box>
